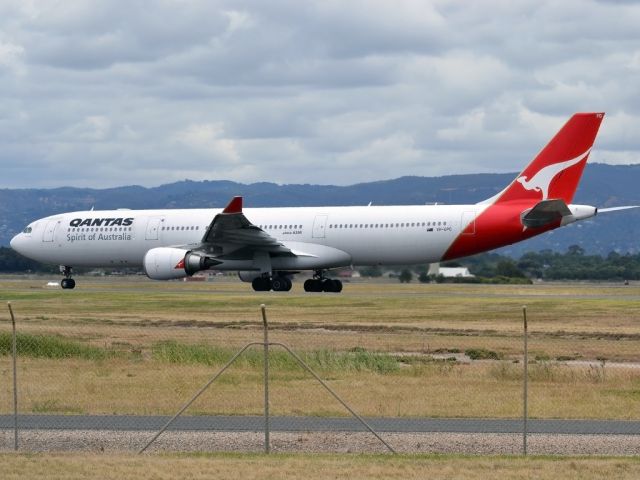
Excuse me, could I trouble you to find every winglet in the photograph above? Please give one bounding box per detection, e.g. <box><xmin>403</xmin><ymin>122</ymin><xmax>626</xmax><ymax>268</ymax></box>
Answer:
<box><xmin>222</xmin><ymin>196</ymin><xmax>243</xmax><ymax>214</ymax></box>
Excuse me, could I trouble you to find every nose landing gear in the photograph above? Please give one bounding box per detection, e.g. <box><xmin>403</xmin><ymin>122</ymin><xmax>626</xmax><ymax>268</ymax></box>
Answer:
<box><xmin>60</xmin><ymin>266</ymin><xmax>76</xmax><ymax>289</ymax></box>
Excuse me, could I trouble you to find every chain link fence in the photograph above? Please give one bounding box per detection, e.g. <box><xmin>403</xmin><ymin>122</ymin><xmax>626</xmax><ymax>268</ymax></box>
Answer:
<box><xmin>1</xmin><ymin>277</ymin><xmax>639</xmax><ymax>454</ymax></box>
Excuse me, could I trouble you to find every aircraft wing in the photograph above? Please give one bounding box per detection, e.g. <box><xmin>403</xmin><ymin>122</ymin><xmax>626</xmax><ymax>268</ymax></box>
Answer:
<box><xmin>196</xmin><ymin>196</ymin><xmax>292</xmax><ymax>259</ymax></box>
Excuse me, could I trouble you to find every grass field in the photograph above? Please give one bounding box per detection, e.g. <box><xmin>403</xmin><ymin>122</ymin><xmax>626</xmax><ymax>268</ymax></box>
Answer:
<box><xmin>1</xmin><ymin>276</ymin><xmax>640</xmax><ymax>419</ymax></box>
<box><xmin>3</xmin><ymin>453</ymin><xmax>640</xmax><ymax>480</ymax></box>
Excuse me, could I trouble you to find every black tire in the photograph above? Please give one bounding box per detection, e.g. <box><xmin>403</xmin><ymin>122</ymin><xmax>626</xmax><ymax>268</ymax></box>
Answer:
<box><xmin>252</xmin><ymin>277</ymin><xmax>271</xmax><ymax>291</ymax></box>
<box><xmin>272</xmin><ymin>277</ymin><xmax>286</xmax><ymax>292</ymax></box>
<box><xmin>304</xmin><ymin>279</ymin><xmax>314</xmax><ymax>292</ymax></box>
<box><xmin>304</xmin><ymin>279</ymin><xmax>322</xmax><ymax>292</ymax></box>
<box><xmin>333</xmin><ymin>279</ymin><xmax>343</xmax><ymax>293</ymax></box>
<box><xmin>67</xmin><ymin>278</ymin><xmax>76</xmax><ymax>289</ymax></box>
<box><xmin>60</xmin><ymin>279</ymin><xmax>68</xmax><ymax>289</ymax></box>
<box><xmin>322</xmin><ymin>279</ymin><xmax>337</xmax><ymax>292</ymax></box>
<box><xmin>283</xmin><ymin>277</ymin><xmax>292</xmax><ymax>291</ymax></box>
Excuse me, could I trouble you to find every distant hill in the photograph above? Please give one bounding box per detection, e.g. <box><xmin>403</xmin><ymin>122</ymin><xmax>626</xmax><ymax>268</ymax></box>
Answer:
<box><xmin>1</xmin><ymin>163</ymin><xmax>639</xmax><ymax>256</ymax></box>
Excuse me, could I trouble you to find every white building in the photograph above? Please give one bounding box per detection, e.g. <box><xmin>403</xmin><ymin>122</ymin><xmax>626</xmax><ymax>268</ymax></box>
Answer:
<box><xmin>428</xmin><ymin>263</ymin><xmax>474</xmax><ymax>278</ymax></box>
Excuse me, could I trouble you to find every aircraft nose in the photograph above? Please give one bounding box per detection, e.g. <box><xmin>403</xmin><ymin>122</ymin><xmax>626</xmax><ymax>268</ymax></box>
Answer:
<box><xmin>10</xmin><ymin>234</ymin><xmax>22</xmax><ymax>253</ymax></box>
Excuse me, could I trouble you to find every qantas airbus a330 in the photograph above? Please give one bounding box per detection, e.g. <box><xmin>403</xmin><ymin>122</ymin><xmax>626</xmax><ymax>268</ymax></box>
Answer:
<box><xmin>10</xmin><ymin>113</ymin><xmax>637</xmax><ymax>292</ymax></box>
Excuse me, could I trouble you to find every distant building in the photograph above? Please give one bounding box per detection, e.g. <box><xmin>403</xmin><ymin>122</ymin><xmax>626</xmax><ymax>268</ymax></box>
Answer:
<box><xmin>428</xmin><ymin>263</ymin><xmax>474</xmax><ymax>278</ymax></box>
<box><xmin>337</xmin><ymin>270</ymin><xmax>360</xmax><ymax>278</ymax></box>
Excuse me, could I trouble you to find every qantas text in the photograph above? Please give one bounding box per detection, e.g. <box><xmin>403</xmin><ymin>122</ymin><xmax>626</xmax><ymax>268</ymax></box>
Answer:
<box><xmin>69</xmin><ymin>218</ymin><xmax>134</xmax><ymax>227</ymax></box>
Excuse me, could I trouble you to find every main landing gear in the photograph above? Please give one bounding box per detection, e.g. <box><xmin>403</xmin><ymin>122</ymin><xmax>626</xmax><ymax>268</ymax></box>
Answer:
<box><xmin>251</xmin><ymin>274</ymin><xmax>293</xmax><ymax>292</ymax></box>
<box><xmin>303</xmin><ymin>270</ymin><xmax>343</xmax><ymax>293</ymax></box>
<box><xmin>250</xmin><ymin>271</ymin><xmax>343</xmax><ymax>293</ymax></box>
<box><xmin>60</xmin><ymin>266</ymin><xmax>76</xmax><ymax>290</ymax></box>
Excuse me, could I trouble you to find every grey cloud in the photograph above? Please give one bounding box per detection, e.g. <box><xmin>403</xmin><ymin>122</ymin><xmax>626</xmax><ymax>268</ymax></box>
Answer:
<box><xmin>0</xmin><ymin>0</ymin><xmax>639</xmax><ymax>189</ymax></box>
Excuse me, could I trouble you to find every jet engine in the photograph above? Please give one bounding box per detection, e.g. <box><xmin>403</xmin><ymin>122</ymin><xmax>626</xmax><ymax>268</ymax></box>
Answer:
<box><xmin>143</xmin><ymin>247</ymin><xmax>218</xmax><ymax>280</ymax></box>
<box><xmin>238</xmin><ymin>271</ymin><xmax>262</xmax><ymax>283</ymax></box>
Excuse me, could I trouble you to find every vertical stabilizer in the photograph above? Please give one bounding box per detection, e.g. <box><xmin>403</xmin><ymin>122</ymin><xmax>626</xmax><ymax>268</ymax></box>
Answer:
<box><xmin>483</xmin><ymin>113</ymin><xmax>604</xmax><ymax>205</ymax></box>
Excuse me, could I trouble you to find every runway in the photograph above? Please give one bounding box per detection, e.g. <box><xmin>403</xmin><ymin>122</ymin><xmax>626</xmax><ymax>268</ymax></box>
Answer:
<box><xmin>2</xmin><ymin>415</ymin><xmax>639</xmax><ymax>435</ymax></box>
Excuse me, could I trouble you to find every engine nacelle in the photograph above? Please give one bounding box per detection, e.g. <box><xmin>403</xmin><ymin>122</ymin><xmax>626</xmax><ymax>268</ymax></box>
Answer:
<box><xmin>238</xmin><ymin>271</ymin><xmax>262</xmax><ymax>283</ymax></box>
<box><xmin>143</xmin><ymin>247</ymin><xmax>218</xmax><ymax>280</ymax></box>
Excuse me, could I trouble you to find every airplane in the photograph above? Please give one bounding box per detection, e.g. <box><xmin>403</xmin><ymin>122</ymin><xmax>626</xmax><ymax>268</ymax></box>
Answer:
<box><xmin>9</xmin><ymin>112</ymin><xmax>638</xmax><ymax>292</ymax></box>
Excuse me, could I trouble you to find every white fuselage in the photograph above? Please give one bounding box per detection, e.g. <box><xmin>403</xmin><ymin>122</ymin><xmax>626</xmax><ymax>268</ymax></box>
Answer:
<box><xmin>11</xmin><ymin>204</ymin><xmax>487</xmax><ymax>269</ymax></box>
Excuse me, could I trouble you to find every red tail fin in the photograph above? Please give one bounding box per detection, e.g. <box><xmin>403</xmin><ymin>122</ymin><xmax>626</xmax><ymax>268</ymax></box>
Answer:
<box><xmin>487</xmin><ymin>113</ymin><xmax>604</xmax><ymax>205</ymax></box>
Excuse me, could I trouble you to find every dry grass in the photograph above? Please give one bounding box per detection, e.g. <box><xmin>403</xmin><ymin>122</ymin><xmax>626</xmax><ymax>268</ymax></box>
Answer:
<box><xmin>3</xmin><ymin>357</ymin><xmax>640</xmax><ymax>419</ymax></box>
<box><xmin>1</xmin><ymin>276</ymin><xmax>640</xmax><ymax>420</ymax></box>
<box><xmin>2</xmin><ymin>277</ymin><xmax>640</xmax><ymax>362</ymax></box>
<box><xmin>2</xmin><ymin>453</ymin><xmax>640</xmax><ymax>480</ymax></box>
<box><xmin>2</xmin><ymin>276</ymin><xmax>640</xmax><ymax>335</ymax></box>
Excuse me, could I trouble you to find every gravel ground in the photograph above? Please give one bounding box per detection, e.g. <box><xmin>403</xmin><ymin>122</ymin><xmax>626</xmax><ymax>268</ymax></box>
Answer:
<box><xmin>1</xmin><ymin>429</ymin><xmax>639</xmax><ymax>455</ymax></box>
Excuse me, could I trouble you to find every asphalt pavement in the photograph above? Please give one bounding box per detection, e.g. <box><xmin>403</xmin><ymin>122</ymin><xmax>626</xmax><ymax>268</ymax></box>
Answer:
<box><xmin>1</xmin><ymin>415</ymin><xmax>639</xmax><ymax>435</ymax></box>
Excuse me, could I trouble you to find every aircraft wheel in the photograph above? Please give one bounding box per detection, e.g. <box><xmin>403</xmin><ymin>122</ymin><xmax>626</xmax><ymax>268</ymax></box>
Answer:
<box><xmin>322</xmin><ymin>279</ymin><xmax>337</xmax><ymax>292</ymax></box>
<box><xmin>60</xmin><ymin>278</ymin><xmax>76</xmax><ymax>289</ymax></box>
<box><xmin>252</xmin><ymin>277</ymin><xmax>272</xmax><ymax>291</ymax></box>
<box><xmin>304</xmin><ymin>279</ymin><xmax>322</xmax><ymax>292</ymax></box>
<box><xmin>271</xmin><ymin>277</ymin><xmax>288</xmax><ymax>292</ymax></box>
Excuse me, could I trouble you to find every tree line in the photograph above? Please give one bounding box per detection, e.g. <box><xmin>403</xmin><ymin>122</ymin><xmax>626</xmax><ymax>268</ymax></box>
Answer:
<box><xmin>361</xmin><ymin>245</ymin><xmax>640</xmax><ymax>282</ymax></box>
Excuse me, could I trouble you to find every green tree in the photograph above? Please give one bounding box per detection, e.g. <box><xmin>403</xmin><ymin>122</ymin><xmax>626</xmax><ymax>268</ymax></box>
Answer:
<box><xmin>359</xmin><ymin>266</ymin><xmax>383</xmax><ymax>277</ymax></box>
<box><xmin>0</xmin><ymin>247</ymin><xmax>54</xmax><ymax>273</ymax></box>
<box><xmin>495</xmin><ymin>259</ymin><xmax>526</xmax><ymax>278</ymax></box>
<box><xmin>398</xmin><ymin>269</ymin><xmax>413</xmax><ymax>283</ymax></box>
<box><xmin>567</xmin><ymin>244</ymin><xmax>585</xmax><ymax>256</ymax></box>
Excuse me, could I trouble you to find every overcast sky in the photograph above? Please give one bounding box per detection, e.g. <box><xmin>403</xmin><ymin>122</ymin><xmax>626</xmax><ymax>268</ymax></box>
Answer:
<box><xmin>0</xmin><ymin>0</ymin><xmax>639</xmax><ymax>189</ymax></box>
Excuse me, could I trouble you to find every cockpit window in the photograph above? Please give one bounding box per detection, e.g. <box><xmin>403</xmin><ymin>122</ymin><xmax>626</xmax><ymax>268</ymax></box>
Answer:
<box><xmin>22</xmin><ymin>226</ymin><xmax>32</xmax><ymax>234</ymax></box>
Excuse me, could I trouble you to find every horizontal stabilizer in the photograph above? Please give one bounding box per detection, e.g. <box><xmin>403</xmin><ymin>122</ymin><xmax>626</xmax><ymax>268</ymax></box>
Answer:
<box><xmin>521</xmin><ymin>199</ymin><xmax>572</xmax><ymax>228</ymax></box>
<box><xmin>598</xmin><ymin>205</ymin><xmax>640</xmax><ymax>213</ymax></box>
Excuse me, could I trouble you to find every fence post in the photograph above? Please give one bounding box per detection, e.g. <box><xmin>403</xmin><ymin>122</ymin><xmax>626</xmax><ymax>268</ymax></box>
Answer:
<box><xmin>261</xmin><ymin>304</ymin><xmax>270</xmax><ymax>454</ymax></box>
<box><xmin>8</xmin><ymin>302</ymin><xmax>18</xmax><ymax>451</ymax></box>
<box><xmin>522</xmin><ymin>305</ymin><xmax>528</xmax><ymax>456</ymax></box>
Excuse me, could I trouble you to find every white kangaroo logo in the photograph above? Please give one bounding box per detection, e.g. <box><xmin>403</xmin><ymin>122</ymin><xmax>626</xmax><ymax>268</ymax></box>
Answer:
<box><xmin>516</xmin><ymin>148</ymin><xmax>591</xmax><ymax>200</ymax></box>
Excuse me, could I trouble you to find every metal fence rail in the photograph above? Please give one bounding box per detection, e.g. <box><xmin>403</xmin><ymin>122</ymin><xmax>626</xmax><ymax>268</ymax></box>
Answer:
<box><xmin>3</xmin><ymin>295</ymin><xmax>640</xmax><ymax>455</ymax></box>
<box><xmin>139</xmin><ymin>305</ymin><xmax>395</xmax><ymax>454</ymax></box>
